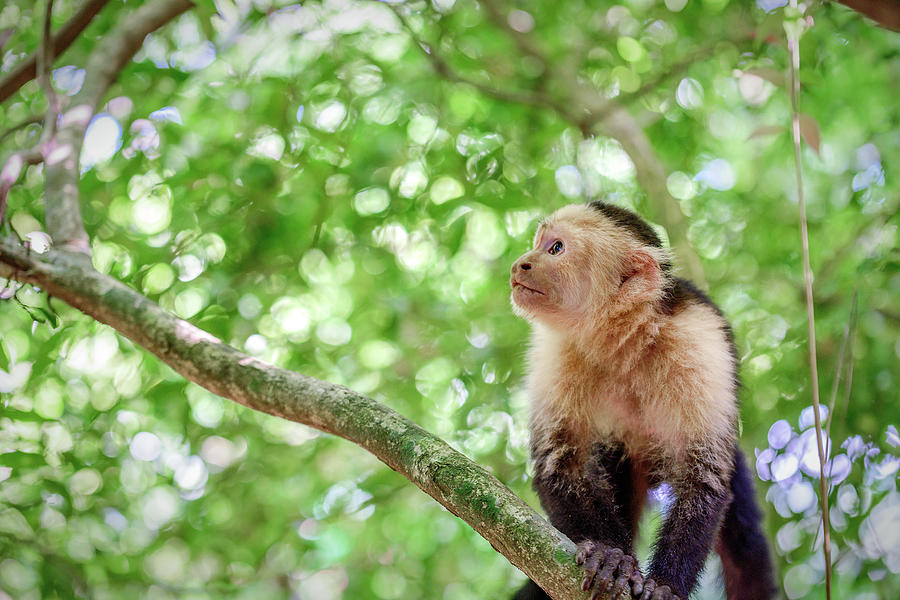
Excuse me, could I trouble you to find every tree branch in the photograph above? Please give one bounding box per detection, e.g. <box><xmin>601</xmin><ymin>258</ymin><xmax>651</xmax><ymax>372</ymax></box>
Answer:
<box><xmin>0</xmin><ymin>0</ymin><xmax>109</xmax><ymax>104</ymax></box>
<box><xmin>42</xmin><ymin>0</ymin><xmax>194</xmax><ymax>254</ymax></box>
<box><xmin>836</xmin><ymin>0</ymin><xmax>900</xmax><ymax>31</ymax></box>
<box><xmin>0</xmin><ymin>237</ymin><xmax>594</xmax><ymax>600</ymax></box>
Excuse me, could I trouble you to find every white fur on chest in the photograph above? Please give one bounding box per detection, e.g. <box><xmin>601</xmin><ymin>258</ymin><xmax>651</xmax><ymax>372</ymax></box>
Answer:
<box><xmin>526</xmin><ymin>304</ymin><xmax>737</xmax><ymax>453</ymax></box>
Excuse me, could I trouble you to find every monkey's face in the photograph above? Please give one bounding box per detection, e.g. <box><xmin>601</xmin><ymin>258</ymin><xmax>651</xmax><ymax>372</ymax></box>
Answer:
<box><xmin>509</xmin><ymin>218</ymin><xmax>597</xmax><ymax>325</ymax></box>
<box><xmin>510</xmin><ymin>204</ymin><xmax>664</xmax><ymax>327</ymax></box>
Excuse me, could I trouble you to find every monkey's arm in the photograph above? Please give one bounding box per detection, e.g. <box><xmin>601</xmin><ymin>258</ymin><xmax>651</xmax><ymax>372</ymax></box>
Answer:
<box><xmin>644</xmin><ymin>442</ymin><xmax>734</xmax><ymax>599</ymax></box>
<box><xmin>532</xmin><ymin>432</ymin><xmax>644</xmax><ymax>597</ymax></box>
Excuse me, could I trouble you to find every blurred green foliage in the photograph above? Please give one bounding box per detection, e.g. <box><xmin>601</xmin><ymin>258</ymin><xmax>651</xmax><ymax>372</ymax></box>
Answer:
<box><xmin>0</xmin><ymin>0</ymin><xmax>898</xmax><ymax>599</ymax></box>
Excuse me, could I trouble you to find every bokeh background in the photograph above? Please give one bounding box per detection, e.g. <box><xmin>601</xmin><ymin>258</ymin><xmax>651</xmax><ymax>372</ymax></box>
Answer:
<box><xmin>0</xmin><ymin>0</ymin><xmax>898</xmax><ymax>598</ymax></box>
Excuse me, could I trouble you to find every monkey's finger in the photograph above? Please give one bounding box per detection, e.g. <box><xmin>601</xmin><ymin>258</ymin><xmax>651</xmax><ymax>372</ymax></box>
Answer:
<box><xmin>610</xmin><ymin>569</ymin><xmax>630</xmax><ymax>599</ymax></box>
<box><xmin>580</xmin><ymin>550</ymin><xmax>602</xmax><ymax>591</ymax></box>
<box><xmin>597</xmin><ymin>547</ymin><xmax>623</xmax><ymax>587</ymax></box>
<box><xmin>650</xmin><ymin>585</ymin><xmax>676</xmax><ymax>600</ymax></box>
<box><xmin>630</xmin><ymin>575</ymin><xmax>643</xmax><ymax>598</ymax></box>
<box><xmin>575</xmin><ymin>541</ymin><xmax>595</xmax><ymax>565</ymax></box>
<box><xmin>639</xmin><ymin>578</ymin><xmax>655</xmax><ymax>600</ymax></box>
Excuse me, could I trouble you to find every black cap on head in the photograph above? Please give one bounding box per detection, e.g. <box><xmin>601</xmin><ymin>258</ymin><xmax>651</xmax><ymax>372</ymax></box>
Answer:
<box><xmin>588</xmin><ymin>201</ymin><xmax>663</xmax><ymax>248</ymax></box>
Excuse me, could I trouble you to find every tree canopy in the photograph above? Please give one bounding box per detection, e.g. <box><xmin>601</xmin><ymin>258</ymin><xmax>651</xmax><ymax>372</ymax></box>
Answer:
<box><xmin>0</xmin><ymin>1</ymin><xmax>898</xmax><ymax>599</ymax></box>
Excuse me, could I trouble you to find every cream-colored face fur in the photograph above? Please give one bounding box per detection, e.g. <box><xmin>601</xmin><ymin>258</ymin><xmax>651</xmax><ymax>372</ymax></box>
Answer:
<box><xmin>510</xmin><ymin>204</ymin><xmax>666</xmax><ymax>328</ymax></box>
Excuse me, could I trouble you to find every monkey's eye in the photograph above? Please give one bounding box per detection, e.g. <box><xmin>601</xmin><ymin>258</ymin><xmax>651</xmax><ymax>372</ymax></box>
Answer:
<box><xmin>548</xmin><ymin>240</ymin><xmax>564</xmax><ymax>256</ymax></box>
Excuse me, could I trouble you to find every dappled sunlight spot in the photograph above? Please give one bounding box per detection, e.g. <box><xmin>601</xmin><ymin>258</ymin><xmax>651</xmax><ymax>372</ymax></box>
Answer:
<box><xmin>666</xmin><ymin>171</ymin><xmax>697</xmax><ymax>202</ymax></box>
<box><xmin>69</xmin><ymin>468</ymin><xmax>102</xmax><ymax>496</ymax></box>
<box><xmin>81</xmin><ymin>114</ymin><xmax>123</xmax><ymax>171</ymax></box>
<box><xmin>172</xmin><ymin>40</ymin><xmax>216</xmax><ymax>71</ymax></box>
<box><xmin>174</xmin><ymin>455</ymin><xmax>208</xmax><ymax>490</ymax></box>
<box><xmin>362</xmin><ymin>93</ymin><xmax>402</xmax><ymax>125</ymax></box>
<box><xmin>695</xmin><ymin>158</ymin><xmax>735</xmax><ymax>191</ymax></box>
<box><xmin>316</xmin><ymin>318</ymin><xmax>352</xmax><ymax>346</ymax></box>
<box><xmin>123</xmin><ymin>119</ymin><xmax>160</xmax><ymax>159</ymax></box>
<box><xmin>142</xmin><ymin>263</ymin><xmax>175</xmax><ymax>294</ymax></box>
<box><xmin>149</xmin><ymin>106</ymin><xmax>182</xmax><ymax>125</ymax></box>
<box><xmin>249</xmin><ymin>130</ymin><xmax>286</xmax><ymax>160</ymax></box>
<box><xmin>617</xmin><ymin>36</ymin><xmax>646</xmax><ymax>63</ymax></box>
<box><xmin>503</xmin><ymin>209</ymin><xmax>538</xmax><ymax>237</ymax></box>
<box><xmin>296</xmin><ymin>567</ymin><xmax>348</xmax><ymax>600</ymax></box>
<box><xmin>52</xmin><ymin>65</ymin><xmax>85</xmax><ymax>96</ymax></box>
<box><xmin>398</xmin><ymin>233</ymin><xmax>437</xmax><ymax>272</ymax></box>
<box><xmin>237</xmin><ymin>294</ymin><xmax>262</xmax><ymax>319</ymax></box>
<box><xmin>130</xmin><ymin>431</ymin><xmax>162</xmax><ymax>461</ymax></box>
<box><xmin>302</xmin><ymin>248</ymin><xmax>351</xmax><ymax>285</ymax></box>
<box><xmin>349</xmin><ymin>64</ymin><xmax>383</xmax><ymax>96</ymax></box>
<box><xmin>272</xmin><ymin>298</ymin><xmax>312</xmax><ymax>337</ymax></box>
<box><xmin>736</xmin><ymin>72</ymin><xmax>774</xmax><ymax>105</ymax></box>
<box><xmin>407</xmin><ymin>114</ymin><xmax>437</xmax><ymax>145</ymax></box>
<box><xmin>585</xmin><ymin>138</ymin><xmax>634</xmax><ymax>182</ymax></box>
<box><xmin>0</xmin><ymin>361</ymin><xmax>32</xmax><ymax>394</ymax></box>
<box><xmin>776</xmin><ymin>522</ymin><xmax>803</xmax><ymax>553</ymax></box>
<box><xmin>358</xmin><ymin>340</ymin><xmax>400</xmax><ymax>370</ymax></box>
<box><xmin>353</xmin><ymin>187</ymin><xmax>390</xmax><ymax>215</ymax></box>
<box><xmin>24</xmin><ymin>231</ymin><xmax>51</xmax><ymax>253</ymax></box>
<box><xmin>144</xmin><ymin>539</ymin><xmax>189</xmax><ymax>584</ymax></box>
<box><xmin>173</xmin><ymin>253</ymin><xmax>204</xmax><ymax>281</ymax></box>
<box><xmin>63</xmin><ymin>331</ymin><xmax>119</xmax><ymax>375</ymax></box>
<box><xmin>106</xmin><ymin>96</ymin><xmax>134</xmax><ymax>119</ymax></box>
<box><xmin>554</xmin><ymin>165</ymin><xmax>582</xmax><ymax>198</ymax></box>
<box><xmin>837</xmin><ymin>483</ymin><xmax>861</xmax><ymax>515</ymax></box>
<box><xmin>142</xmin><ymin>486</ymin><xmax>181</xmax><ymax>529</ymax></box>
<box><xmin>132</xmin><ymin>185</ymin><xmax>173</xmax><ymax>235</ymax></box>
<box><xmin>369</xmin><ymin>34</ymin><xmax>408</xmax><ymax>63</ymax></box>
<box><xmin>507</xmin><ymin>9</ymin><xmax>534</xmax><ymax>33</ymax></box>
<box><xmin>61</xmin><ymin>104</ymin><xmax>93</xmax><ymax>127</ymax></box>
<box><xmin>200</xmin><ymin>436</ymin><xmax>245</xmax><ymax>469</ymax></box>
<box><xmin>391</xmin><ymin>161</ymin><xmax>428</xmax><ymax>198</ymax></box>
<box><xmin>860</xmin><ymin>492</ymin><xmax>900</xmax><ymax>567</ymax></box>
<box><xmin>783</xmin><ymin>563</ymin><xmax>814</xmax><ymax>599</ymax></box>
<box><xmin>186</xmin><ymin>386</ymin><xmax>225</xmax><ymax>428</ymax></box>
<box><xmin>676</xmin><ymin>78</ymin><xmax>703</xmax><ymax>110</ymax></box>
<box><xmin>430</xmin><ymin>175</ymin><xmax>464</xmax><ymax>205</ymax></box>
<box><xmin>173</xmin><ymin>289</ymin><xmax>206</xmax><ymax>323</ymax></box>
<box><xmin>314</xmin><ymin>100</ymin><xmax>347</xmax><ymax>132</ymax></box>
<box><xmin>464</xmin><ymin>210</ymin><xmax>506</xmax><ymax>261</ymax></box>
<box><xmin>611</xmin><ymin>66</ymin><xmax>640</xmax><ymax>94</ymax></box>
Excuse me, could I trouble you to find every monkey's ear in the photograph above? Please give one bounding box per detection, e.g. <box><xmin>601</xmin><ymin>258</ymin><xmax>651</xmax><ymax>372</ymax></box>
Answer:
<box><xmin>618</xmin><ymin>249</ymin><xmax>662</xmax><ymax>301</ymax></box>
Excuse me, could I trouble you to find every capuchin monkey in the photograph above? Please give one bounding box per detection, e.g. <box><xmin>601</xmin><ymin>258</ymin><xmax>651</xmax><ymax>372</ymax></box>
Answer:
<box><xmin>509</xmin><ymin>202</ymin><xmax>775</xmax><ymax>600</ymax></box>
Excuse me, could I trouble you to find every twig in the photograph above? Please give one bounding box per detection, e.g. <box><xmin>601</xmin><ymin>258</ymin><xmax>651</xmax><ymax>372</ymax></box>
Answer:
<box><xmin>37</xmin><ymin>0</ymin><xmax>60</xmax><ymax>145</ymax></box>
<box><xmin>824</xmin><ymin>289</ymin><xmax>858</xmax><ymax>439</ymax></box>
<box><xmin>42</xmin><ymin>0</ymin><xmax>194</xmax><ymax>254</ymax></box>
<box><xmin>0</xmin><ymin>0</ymin><xmax>109</xmax><ymax>104</ymax></box>
<box><xmin>786</xmin><ymin>5</ymin><xmax>832</xmax><ymax>598</ymax></box>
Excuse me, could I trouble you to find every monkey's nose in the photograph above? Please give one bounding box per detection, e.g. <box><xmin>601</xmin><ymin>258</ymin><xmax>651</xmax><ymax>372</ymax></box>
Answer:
<box><xmin>511</xmin><ymin>259</ymin><xmax>532</xmax><ymax>274</ymax></box>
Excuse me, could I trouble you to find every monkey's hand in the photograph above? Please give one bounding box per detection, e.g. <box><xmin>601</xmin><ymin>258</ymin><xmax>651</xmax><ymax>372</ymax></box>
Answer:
<box><xmin>576</xmin><ymin>540</ymin><xmax>644</xmax><ymax>600</ymax></box>
<box><xmin>637</xmin><ymin>577</ymin><xmax>680</xmax><ymax>600</ymax></box>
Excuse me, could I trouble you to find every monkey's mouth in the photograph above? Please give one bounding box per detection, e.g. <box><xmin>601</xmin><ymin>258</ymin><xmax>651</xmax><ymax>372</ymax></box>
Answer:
<box><xmin>511</xmin><ymin>280</ymin><xmax>545</xmax><ymax>296</ymax></box>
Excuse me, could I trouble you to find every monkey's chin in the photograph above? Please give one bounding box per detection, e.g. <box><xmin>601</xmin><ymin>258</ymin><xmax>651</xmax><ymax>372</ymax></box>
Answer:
<box><xmin>511</xmin><ymin>289</ymin><xmax>549</xmax><ymax>320</ymax></box>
